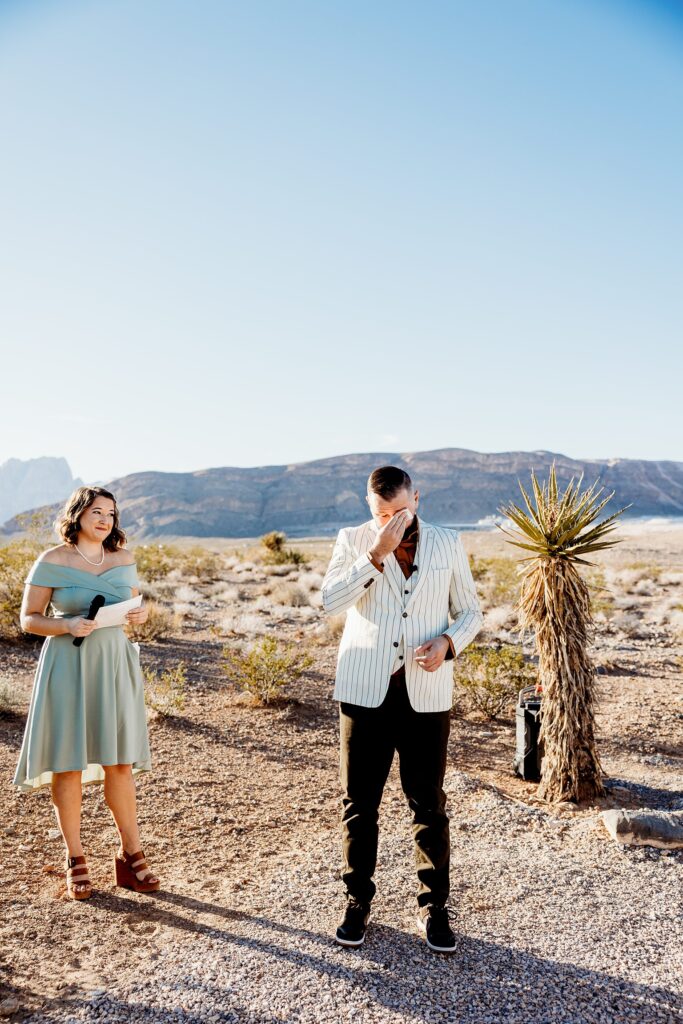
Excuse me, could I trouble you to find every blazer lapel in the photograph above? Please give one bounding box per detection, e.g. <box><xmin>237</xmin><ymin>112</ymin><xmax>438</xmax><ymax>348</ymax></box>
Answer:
<box><xmin>383</xmin><ymin>552</ymin><xmax>406</xmax><ymax>603</ymax></box>
<box><xmin>405</xmin><ymin>521</ymin><xmax>437</xmax><ymax>609</ymax></box>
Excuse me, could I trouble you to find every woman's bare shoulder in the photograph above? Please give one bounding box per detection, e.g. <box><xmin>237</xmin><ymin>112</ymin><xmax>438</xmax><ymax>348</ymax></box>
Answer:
<box><xmin>112</xmin><ymin>547</ymin><xmax>136</xmax><ymax>566</ymax></box>
<box><xmin>37</xmin><ymin>544</ymin><xmax>72</xmax><ymax>565</ymax></box>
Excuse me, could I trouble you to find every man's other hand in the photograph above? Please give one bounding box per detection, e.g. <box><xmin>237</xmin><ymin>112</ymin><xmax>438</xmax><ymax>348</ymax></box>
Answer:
<box><xmin>414</xmin><ymin>636</ymin><xmax>450</xmax><ymax>672</ymax></box>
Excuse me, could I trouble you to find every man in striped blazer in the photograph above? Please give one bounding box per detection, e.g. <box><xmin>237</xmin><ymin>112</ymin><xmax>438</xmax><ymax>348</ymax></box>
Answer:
<box><xmin>322</xmin><ymin>466</ymin><xmax>483</xmax><ymax>953</ymax></box>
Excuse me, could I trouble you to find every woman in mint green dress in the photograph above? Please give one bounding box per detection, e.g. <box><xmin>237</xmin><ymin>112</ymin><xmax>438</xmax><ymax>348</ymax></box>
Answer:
<box><xmin>14</xmin><ymin>486</ymin><xmax>161</xmax><ymax>900</ymax></box>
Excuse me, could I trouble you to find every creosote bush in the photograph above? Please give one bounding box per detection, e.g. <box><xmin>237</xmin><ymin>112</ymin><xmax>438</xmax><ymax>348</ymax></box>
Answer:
<box><xmin>456</xmin><ymin>643</ymin><xmax>536</xmax><ymax>719</ymax></box>
<box><xmin>134</xmin><ymin>544</ymin><xmax>221</xmax><ymax>582</ymax></box>
<box><xmin>126</xmin><ymin>601</ymin><xmax>176</xmax><ymax>641</ymax></box>
<box><xmin>143</xmin><ymin>661</ymin><xmax>187</xmax><ymax>716</ymax></box>
<box><xmin>0</xmin><ymin>541</ymin><xmax>42</xmax><ymax>640</ymax></box>
<box><xmin>222</xmin><ymin>635</ymin><xmax>313</xmax><ymax>706</ymax></box>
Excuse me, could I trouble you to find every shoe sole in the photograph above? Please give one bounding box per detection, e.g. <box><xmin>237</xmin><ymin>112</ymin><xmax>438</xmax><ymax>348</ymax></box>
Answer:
<box><xmin>335</xmin><ymin>934</ymin><xmax>366</xmax><ymax>947</ymax></box>
<box><xmin>416</xmin><ymin>914</ymin><xmax>456</xmax><ymax>954</ymax></box>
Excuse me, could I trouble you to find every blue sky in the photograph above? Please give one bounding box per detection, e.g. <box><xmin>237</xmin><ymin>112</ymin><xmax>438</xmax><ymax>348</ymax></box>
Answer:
<box><xmin>1</xmin><ymin>0</ymin><xmax>681</xmax><ymax>483</ymax></box>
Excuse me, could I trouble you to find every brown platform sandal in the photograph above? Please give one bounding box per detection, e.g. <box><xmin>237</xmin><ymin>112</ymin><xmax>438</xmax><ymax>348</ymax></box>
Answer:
<box><xmin>114</xmin><ymin>848</ymin><xmax>160</xmax><ymax>893</ymax></box>
<box><xmin>66</xmin><ymin>855</ymin><xmax>93</xmax><ymax>900</ymax></box>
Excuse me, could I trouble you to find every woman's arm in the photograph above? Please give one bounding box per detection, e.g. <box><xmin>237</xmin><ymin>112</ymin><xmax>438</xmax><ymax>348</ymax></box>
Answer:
<box><xmin>20</xmin><ymin>584</ymin><xmax>95</xmax><ymax>638</ymax></box>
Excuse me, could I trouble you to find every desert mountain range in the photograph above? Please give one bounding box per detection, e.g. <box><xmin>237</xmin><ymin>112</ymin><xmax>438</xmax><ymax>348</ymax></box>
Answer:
<box><xmin>2</xmin><ymin>449</ymin><xmax>683</xmax><ymax>539</ymax></box>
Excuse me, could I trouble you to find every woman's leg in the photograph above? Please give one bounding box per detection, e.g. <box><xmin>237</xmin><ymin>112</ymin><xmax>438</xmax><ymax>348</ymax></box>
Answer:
<box><xmin>51</xmin><ymin>770</ymin><xmax>84</xmax><ymax>855</ymax></box>
<box><xmin>103</xmin><ymin>764</ymin><xmax>159</xmax><ymax>885</ymax></box>
<box><xmin>51</xmin><ymin>771</ymin><xmax>90</xmax><ymax>896</ymax></box>
<box><xmin>102</xmin><ymin>763</ymin><xmax>141</xmax><ymax>853</ymax></box>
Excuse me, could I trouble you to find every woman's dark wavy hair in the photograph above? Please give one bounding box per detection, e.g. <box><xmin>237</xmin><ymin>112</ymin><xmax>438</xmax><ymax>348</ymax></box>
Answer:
<box><xmin>57</xmin><ymin>486</ymin><xmax>126</xmax><ymax>551</ymax></box>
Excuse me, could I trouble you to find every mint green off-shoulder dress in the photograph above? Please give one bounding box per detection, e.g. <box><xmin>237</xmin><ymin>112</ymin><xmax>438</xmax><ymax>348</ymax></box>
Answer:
<box><xmin>13</xmin><ymin>561</ymin><xmax>152</xmax><ymax>793</ymax></box>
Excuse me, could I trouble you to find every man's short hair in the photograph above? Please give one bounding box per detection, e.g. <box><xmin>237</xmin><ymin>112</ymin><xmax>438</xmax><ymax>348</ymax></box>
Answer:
<box><xmin>367</xmin><ymin>466</ymin><xmax>413</xmax><ymax>500</ymax></box>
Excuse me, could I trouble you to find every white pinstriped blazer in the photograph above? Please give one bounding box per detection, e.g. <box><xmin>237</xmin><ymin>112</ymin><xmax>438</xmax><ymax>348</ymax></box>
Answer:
<box><xmin>321</xmin><ymin>517</ymin><xmax>483</xmax><ymax>713</ymax></box>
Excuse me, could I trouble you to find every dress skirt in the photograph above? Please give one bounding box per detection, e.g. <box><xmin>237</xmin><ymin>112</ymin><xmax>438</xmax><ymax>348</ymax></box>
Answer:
<box><xmin>13</xmin><ymin>626</ymin><xmax>152</xmax><ymax>792</ymax></box>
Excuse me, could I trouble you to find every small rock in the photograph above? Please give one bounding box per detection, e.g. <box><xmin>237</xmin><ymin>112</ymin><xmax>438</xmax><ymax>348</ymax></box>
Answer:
<box><xmin>0</xmin><ymin>997</ymin><xmax>19</xmax><ymax>1017</ymax></box>
<box><xmin>602</xmin><ymin>809</ymin><xmax>683</xmax><ymax>849</ymax></box>
<box><xmin>47</xmin><ymin>828</ymin><xmax>61</xmax><ymax>840</ymax></box>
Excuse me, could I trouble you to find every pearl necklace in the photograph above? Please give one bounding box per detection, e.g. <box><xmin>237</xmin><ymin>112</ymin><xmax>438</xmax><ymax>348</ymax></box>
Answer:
<box><xmin>75</xmin><ymin>543</ymin><xmax>105</xmax><ymax>566</ymax></box>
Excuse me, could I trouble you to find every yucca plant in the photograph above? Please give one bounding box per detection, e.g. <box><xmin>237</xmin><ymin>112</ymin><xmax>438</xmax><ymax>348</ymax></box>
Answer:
<box><xmin>499</xmin><ymin>465</ymin><xmax>629</xmax><ymax>803</ymax></box>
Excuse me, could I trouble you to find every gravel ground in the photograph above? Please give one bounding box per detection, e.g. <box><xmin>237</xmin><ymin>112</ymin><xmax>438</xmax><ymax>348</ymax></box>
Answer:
<box><xmin>9</xmin><ymin>768</ymin><xmax>683</xmax><ymax>1024</ymax></box>
<box><xmin>3</xmin><ymin>527</ymin><xmax>683</xmax><ymax>1024</ymax></box>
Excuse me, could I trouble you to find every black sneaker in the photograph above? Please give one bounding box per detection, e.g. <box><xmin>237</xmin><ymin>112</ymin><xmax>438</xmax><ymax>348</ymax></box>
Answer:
<box><xmin>335</xmin><ymin>898</ymin><xmax>371</xmax><ymax>947</ymax></box>
<box><xmin>416</xmin><ymin>905</ymin><xmax>457</xmax><ymax>953</ymax></box>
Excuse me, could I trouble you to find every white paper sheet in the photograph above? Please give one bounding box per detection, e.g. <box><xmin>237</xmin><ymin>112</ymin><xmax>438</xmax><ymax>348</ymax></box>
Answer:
<box><xmin>93</xmin><ymin>594</ymin><xmax>142</xmax><ymax>629</ymax></box>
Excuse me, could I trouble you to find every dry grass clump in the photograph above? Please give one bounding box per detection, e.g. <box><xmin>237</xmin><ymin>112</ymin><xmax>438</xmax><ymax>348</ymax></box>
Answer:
<box><xmin>314</xmin><ymin>614</ymin><xmax>346</xmax><ymax>644</ymax></box>
<box><xmin>126</xmin><ymin>601</ymin><xmax>176</xmax><ymax>641</ymax></box>
<box><xmin>143</xmin><ymin>662</ymin><xmax>187</xmax><ymax>716</ymax></box>
<box><xmin>666</xmin><ymin>609</ymin><xmax>683</xmax><ymax>639</ymax></box>
<box><xmin>269</xmin><ymin>582</ymin><xmax>311</xmax><ymax>608</ymax></box>
<box><xmin>0</xmin><ymin>678</ymin><xmax>20</xmax><ymax>715</ymax></box>
<box><xmin>300</xmin><ymin>571</ymin><xmax>324</xmax><ymax>592</ymax></box>
<box><xmin>213</xmin><ymin>584</ymin><xmax>247</xmax><ymax>605</ymax></box>
<box><xmin>233</xmin><ymin>560</ymin><xmax>258</xmax><ymax>575</ymax></box>
<box><xmin>174</xmin><ymin>584</ymin><xmax>202</xmax><ymax>604</ymax></box>
<box><xmin>482</xmin><ymin>604</ymin><xmax>517</xmax><ymax>637</ymax></box>
<box><xmin>219</xmin><ymin>611</ymin><xmax>269</xmax><ymax>637</ymax></box>
<box><xmin>611</xmin><ymin>611</ymin><xmax>650</xmax><ymax>639</ymax></box>
<box><xmin>222</xmin><ymin>635</ymin><xmax>313</xmax><ymax>706</ymax></box>
<box><xmin>263</xmin><ymin>563</ymin><xmax>297</xmax><ymax>578</ymax></box>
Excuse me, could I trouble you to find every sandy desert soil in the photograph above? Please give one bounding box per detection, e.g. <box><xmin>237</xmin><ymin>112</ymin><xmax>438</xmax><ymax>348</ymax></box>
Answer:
<box><xmin>0</xmin><ymin>525</ymin><xmax>682</xmax><ymax>1023</ymax></box>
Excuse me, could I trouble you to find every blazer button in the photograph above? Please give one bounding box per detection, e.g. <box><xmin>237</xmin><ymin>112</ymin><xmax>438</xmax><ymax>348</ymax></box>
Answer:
<box><xmin>402</xmin><ymin>612</ymin><xmax>408</xmax><ymax>618</ymax></box>
<box><xmin>393</xmin><ymin>641</ymin><xmax>399</xmax><ymax>648</ymax></box>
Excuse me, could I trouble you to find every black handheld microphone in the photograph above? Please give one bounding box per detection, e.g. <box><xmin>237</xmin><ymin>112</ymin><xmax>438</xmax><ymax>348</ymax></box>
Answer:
<box><xmin>73</xmin><ymin>594</ymin><xmax>106</xmax><ymax>647</ymax></box>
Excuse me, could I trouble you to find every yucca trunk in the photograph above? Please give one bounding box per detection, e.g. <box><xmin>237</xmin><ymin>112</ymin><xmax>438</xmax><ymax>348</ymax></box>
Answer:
<box><xmin>519</xmin><ymin>557</ymin><xmax>604</xmax><ymax>802</ymax></box>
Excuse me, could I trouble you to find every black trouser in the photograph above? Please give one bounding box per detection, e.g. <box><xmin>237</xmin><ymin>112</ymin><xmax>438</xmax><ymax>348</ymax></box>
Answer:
<box><xmin>339</xmin><ymin>667</ymin><xmax>451</xmax><ymax>908</ymax></box>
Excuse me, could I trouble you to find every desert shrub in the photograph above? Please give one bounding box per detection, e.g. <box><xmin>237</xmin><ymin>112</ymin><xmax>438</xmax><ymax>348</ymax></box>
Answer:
<box><xmin>0</xmin><ymin>541</ymin><xmax>42</xmax><ymax>640</ymax></box>
<box><xmin>143</xmin><ymin>662</ymin><xmax>187</xmax><ymax>715</ymax></box>
<box><xmin>456</xmin><ymin>643</ymin><xmax>536</xmax><ymax>720</ymax></box>
<box><xmin>260</xmin><ymin>532</ymin><xmax>308</xmax><ymax>566</ymax></box>
<box><xmin>301</xmin><ymin>571</ymin><xmax>324</xmax><ymax>592</ymax></box>
<box><xmin>624</xmin><ymin>561</ymin><xmax>663</xmax><ymax>581</ymax></box>
<box><xmin>470</xmin><ymin>557</ymin><xmax>520</xmax><ymax>606</ymax></box>
<box><xmin>220</xmin><ymin>611</ymin><xmax>269</xmax><ymax>637</ymax></box>
<box><xmin>213</xmin><ymin>584</ymin><xmax>247</xmax><ymax>604</ymax></box>
<box><xmin>0</xmin><ymin>679</ymin><xmax>20</xmax><ymax>715</ymax></box>
<box><xmin>134</xmin><ymin>544</ymin><xmax>221</xmax><ymax>582</ymax></box>
<box><xmin>612</xmin><ymin>611</ymin><xmax>650</xmax><ymax>639</ymax></box>
<box><xmin>133</xmin><ymin>545</ymin><xmax>178</xmax><ymax>581</ymax></box>
<box><xmin>316</xmin><ymin>614</ymin><xmax>346</xmax><ymax>644</ymax></box>
<box><xmin>586</xmin><ymin>567</ymin><xmax>615</xmax><ymax>618</ymax></box>
<box><xmin>222</xmin><ymin>635</ymin><xmax>314</xmax><ymax>706</ymax></box>
<box><xmin>263</xmin><ymin>563</ymin><xmax>296</xmax><ymax>577</ymax></box>
<box><xmin>269</xmin><ymin>582</ymin><xmax>310</xmax><ymax>608</ymax></box>
<box><xmin>177</xmin><ymin>546</ymin><xmax>222</xmax><ymax>580</ymax></box>
<box><xmin>126</xmin><ymin>601</ymin><xmax>176</xmax><ymax>641</ymax></box>
<box><xmin>482</xmin><ymin>604</ymin><xmax>517</xmax><ymax>635</ymax></box>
